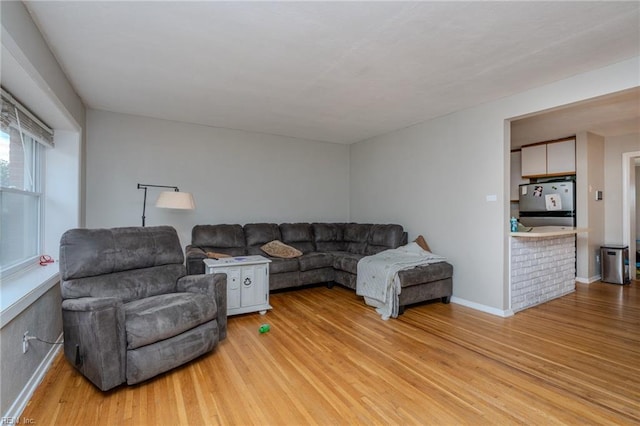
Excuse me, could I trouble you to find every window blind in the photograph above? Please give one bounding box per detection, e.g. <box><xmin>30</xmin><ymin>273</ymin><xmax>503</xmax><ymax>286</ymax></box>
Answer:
<box><xmin>1</xmin><ymin>87</ymin><xmax>54</xmax><ymax>147</ymax></box>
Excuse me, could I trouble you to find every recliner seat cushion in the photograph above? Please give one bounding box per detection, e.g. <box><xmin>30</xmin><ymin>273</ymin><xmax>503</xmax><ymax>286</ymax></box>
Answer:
<box><xmin>124</xmin><ymin>292</ymin><xmax>217</xmax><ymax>350</ymax></box>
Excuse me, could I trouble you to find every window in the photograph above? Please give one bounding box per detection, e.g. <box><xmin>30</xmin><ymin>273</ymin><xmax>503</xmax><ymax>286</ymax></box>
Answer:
<box><xmin>1</xmin><ymin>89</ymin><xmax>51</xmax><ymax>276</ymax></box>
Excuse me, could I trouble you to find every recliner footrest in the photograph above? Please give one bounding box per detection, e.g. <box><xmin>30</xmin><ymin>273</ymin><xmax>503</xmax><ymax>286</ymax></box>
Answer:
<box><xmin>124</xmin><ymin>292</ymin><xmax>217</xmax><ymax>350</ymax></box>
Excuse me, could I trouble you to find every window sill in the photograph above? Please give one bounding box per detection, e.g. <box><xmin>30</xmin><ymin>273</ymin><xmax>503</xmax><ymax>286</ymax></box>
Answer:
<box><xmin>1</xmin><ymin>263</ymin><xmax>59</xmax><ymax>327</ymax></box>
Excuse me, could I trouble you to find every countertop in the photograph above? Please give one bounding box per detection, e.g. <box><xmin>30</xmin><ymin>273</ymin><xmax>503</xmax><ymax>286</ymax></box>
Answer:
<box><xmin>510</xmin><ymin>226</ymin><xmax>589</xmax><ymax>238</ymax></box>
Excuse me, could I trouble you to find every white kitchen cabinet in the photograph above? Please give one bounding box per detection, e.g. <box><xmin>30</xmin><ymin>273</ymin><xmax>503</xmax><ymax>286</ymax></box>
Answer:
<box><xmin>521</xmin><ymin>137</ymin><xmax>575</xmax><ymax>178</ymax></box>
<box><xmin>546</xmin><ymin>138</ymin><xmax>575</xmax><ymax>175</ymax></box>
<box><xmin>204</xmin><ymin>255</ymin><xmax>271</xmax><ymax>316</ymax></box>
<box><xmin>521</xmin><ymin>144</ymin><xmax>547</xmax><ymax>178</ymax></box>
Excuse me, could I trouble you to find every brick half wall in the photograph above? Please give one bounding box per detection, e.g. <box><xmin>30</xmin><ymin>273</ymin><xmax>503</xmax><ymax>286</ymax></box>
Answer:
<box><xmin>511</xmin><ymin>235</ymin><xmax>576</xmax><ymax>312</ymax></box>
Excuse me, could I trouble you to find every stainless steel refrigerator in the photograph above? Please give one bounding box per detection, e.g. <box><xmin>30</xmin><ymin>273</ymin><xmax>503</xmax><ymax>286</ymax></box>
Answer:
<box><xmin>518</xmin><ymin>180</ymin><xmax>576</xmax><ymax>227</ymax></box>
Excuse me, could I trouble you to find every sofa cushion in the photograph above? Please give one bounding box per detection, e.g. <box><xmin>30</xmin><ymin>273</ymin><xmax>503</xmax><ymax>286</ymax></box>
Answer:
<box><xmin>279</xmin><ymin>223</ymin><xmax>316</xmax><ymax>253</ymax></box>
<box><xmin>124</xmin><ymin>292</ymin><xmax>217</xmax><ymax>350</ymax></box>
<box><xmin>343</xmin><ymin>223</ymin><xmax>372</xmax><ymax>254</ymax></box>
<box><xmin>312</xmin><ymin>223</ymin><xmax>346</xmax><ymax>252</ymax></box>
<box><xmin>298</xmin><ymin>252</ymin><xmax>334</xmax><ymax>272</ymax></box>
<box><xmin>61</xmin><ymin>264</ymin><xmax>185</xmax><ymax>303</ymax></box>
<box><xmin>365</xmin><ymin>224</ymin><xmax>405</xmax><ymax>255</ymax></box>
<box><xmin>191</xmin><ymin>224</ymin><xmax>245</xmax><ymax>250</ymax></box>
<box><xmin>60</xmin><ymin>226</ymin><xmax>183</xmax><ymax>280</ymax></box>
<box><xmin>331</xmin><ymin>251</ymin><xmax>364</xmax><ymax>274</ymax></box>
<box><xmin>260</xmin><ymin>240</ymin><xmax>303</xmax><ymax>258</ymax></box>
<box><xmin>245</xmin><ymin>223</ymin><xmax>281</xmax><ymax>254</ymax></box>
<box><xmin>268</xmin><ymin>257</ymin><xmax>300</xmax><ymax>274</ymax></box>
<box><xmin>397</xmin><ymin>261</ymin><xmax>453</xmax><ymax>287</ymax></box>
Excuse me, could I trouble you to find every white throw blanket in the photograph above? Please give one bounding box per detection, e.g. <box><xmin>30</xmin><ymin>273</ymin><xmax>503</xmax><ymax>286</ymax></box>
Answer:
<box><xmin>356</xmin><ymin>242</ymin><xmax>446</xmax><ymax>320</ymax></box>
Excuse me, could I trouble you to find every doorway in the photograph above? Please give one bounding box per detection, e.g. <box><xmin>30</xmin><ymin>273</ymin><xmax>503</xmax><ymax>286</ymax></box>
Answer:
<box><xmin>622</xmin><ymin>151</ymin><xmax>640</xmax><ymax>280</ymax></box>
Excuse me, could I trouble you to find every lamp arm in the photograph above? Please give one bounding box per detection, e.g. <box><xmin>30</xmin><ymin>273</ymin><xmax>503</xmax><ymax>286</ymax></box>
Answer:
<box><xmin>137</xmin><ymin>183</ymin><xmax>179</xmax><ymax>191</ymax></box>
<box><xmin>137</xmin><ymin>183</ymin><xmax>180</xmax><ymax>227</ymax></box>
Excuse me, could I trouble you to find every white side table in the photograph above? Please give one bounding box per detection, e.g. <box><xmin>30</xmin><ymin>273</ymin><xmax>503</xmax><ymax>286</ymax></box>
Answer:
<box><xmin>204</xmin><ymin>255</ymin><xmax>272</xmax><ymax>316</ymax></box>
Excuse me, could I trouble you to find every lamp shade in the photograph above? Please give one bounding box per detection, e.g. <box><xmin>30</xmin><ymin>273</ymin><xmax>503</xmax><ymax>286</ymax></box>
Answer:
<box><xmin>155</xmin><ymin>191</ymin><xmax>195</xmax><ymax>210</ymax></box>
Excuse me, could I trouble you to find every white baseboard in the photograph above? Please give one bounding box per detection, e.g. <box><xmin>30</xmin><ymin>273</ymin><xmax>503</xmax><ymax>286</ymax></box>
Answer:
<box><xmin>576</xmin><ymin>275</ymin><xmax>601</xmax><ymax>284</ymax></box>
<box><xmin>451</xmin><ymin>297</ymin><xmax>514</xmax><ymax>317</ymax></box>
<box><xmin>2</xmin><ymin>333</ymin><xmax>63</xmax><ymax>421</ymax></box>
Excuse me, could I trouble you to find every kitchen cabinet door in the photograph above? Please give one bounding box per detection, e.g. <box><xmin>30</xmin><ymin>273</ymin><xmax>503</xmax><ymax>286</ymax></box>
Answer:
<box><xmin>546</xmin><ymin>139</ymin><xmax>575</xmax><ymax>175</ymax></box>
<box><xmin>521</xmin><ymin>144</ymin><xmax>547</xmax><ymax>177</ymax></box>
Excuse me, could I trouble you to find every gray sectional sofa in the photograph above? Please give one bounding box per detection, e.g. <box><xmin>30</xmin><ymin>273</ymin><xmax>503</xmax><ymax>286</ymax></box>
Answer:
<box><xmin>186</xmin><ymin>223</ymin><xmax>453</xmax><ymax>313</ymax></box>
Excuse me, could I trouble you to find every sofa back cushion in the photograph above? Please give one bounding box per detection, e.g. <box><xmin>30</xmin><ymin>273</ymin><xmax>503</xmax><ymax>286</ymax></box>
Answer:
<box><xmin>60</xmin><ymin>226</ymin><xmax>184</xmax><ymax>280</ymax></box>
<box><xmin>244</xmin><ymin>223</ymin><xmax>281</xmax><ymax>255</ymax></box>
<box><xmin>312</xmin><ymin>223</ymin><xmax>346</xmax><ymax>252</ymax></box>
<box><xmin>365</xmin><ymin>224</ymin><xmax>405</xmax><ymax>255</ymax></box>
<box><xmin>343</xmin><ymin>223</ymin><xmax>372</xmax><ymax>254</ymax></box>
<box><xmin>279</xmin><ymin>223</ymin><xmax>315</xmax><ymax>253</ymax></box>
<box><xmin>59</xmin><ymin>226</ymin><xmax>185</xmax><ymax>302</ymax></box>
<box><xmin>191</xmin><ymin>224</ymin><xmax>246</xmax><ymax>256</ymax></box>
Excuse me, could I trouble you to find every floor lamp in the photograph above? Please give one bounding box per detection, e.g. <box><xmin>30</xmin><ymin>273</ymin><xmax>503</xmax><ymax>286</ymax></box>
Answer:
<box><xmin>137</xmin><ymin>183</ymin><xmax>196</xmax><ymax>226</ymax></box>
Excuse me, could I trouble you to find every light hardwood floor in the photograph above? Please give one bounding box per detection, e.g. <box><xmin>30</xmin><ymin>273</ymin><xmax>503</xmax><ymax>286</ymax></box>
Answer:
<box><xmin>22</xmin><ymin>280</ymin><xmax>639</xmax><ymax>425</ymax></box>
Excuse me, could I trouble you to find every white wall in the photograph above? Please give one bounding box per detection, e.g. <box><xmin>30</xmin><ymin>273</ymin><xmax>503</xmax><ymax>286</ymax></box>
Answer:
<box><xmin>637</xmin><ymin>164</ymin><xmax>640</xmax><ymax>242</ymax></box>
<box><xmin>1</xmin><ymin>0</ymin><xmax>84</xmax><ymax>419</ymax></box>
<box><xmin>350</xmin><ymin>57</ymin><xmax>639</xmax><ymax>314</ymax></box>
<box><xmin>575</xmin><ymin>131</ymin><xmax>605</xmax><ymax>281</ymax></box>
<box><xmin>1</xmin><ymin>287</ymin><xmax>63</xmax><ymax>418</ymax></box>
<box><xmin>604</xmin><ymin>133</ymin><xmax>640</xmax><ymax>244</ymax></box>
<box><xmin>350</xmin><ymin>107</ymin><xmax>508</xmax><ymax>312</ymax></box>
<box><xmin>45</xmin><ymin>130</ymin><xmax>83</xmax><ymax>255</ymax></box>
<box><xmin>86</xmin><ymin>110</ymin><xmax>350</xmax><ymax>245</ymax></box>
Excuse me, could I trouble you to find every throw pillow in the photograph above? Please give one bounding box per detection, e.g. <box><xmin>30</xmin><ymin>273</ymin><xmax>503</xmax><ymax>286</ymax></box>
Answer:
<box><xmin>260</xmin><ymin>240</ymin><xmax>303</xmax><ymax>258</ymax></box>
<box><xmin>414</xmin><ymin>235</ymin><xmax>431</xmax><ymax>252</ymax></box>
<box><xmin>206</xmin><ymin>251</ymin><xmax>232</xmax><ymax>259</ymax></box>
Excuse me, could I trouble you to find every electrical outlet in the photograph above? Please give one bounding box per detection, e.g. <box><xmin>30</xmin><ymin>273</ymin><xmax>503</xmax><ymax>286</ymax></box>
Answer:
<box><xmin>23</xmin><ymin>331</ymin><xmax>30</xmax><ymax>353</ymax></box>
<box><xmin>596</xmin><ymin>254</ymin><xmax>600</xmax><ymax>264</ymax></box>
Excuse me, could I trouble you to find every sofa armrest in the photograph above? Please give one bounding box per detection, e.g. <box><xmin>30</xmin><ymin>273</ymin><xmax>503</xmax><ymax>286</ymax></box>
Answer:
<box><xmin>185</xmin><ymin>245</ymin><xmax>207</xmax><ymax>275</ymax></box>
<box><xmin>61</xmin><ymin>297</ymin><xmax>126</xmax><ymax>391</ymax></box>
<box><xmin>177</xmin><ymin>274</ymin><xmax>227</xmax><ymax>340</ymax></box>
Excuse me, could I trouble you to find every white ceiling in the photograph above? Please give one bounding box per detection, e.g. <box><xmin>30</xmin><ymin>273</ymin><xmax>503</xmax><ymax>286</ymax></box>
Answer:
<box><xmin>511</xmin><ymin>87</ymin><xmax>640</xmax><ymax>148</ymax></box>
<box><xmin>22</xmin><ymin>1</ymin><xmax>640</xmax><ymax>144</ymax></box>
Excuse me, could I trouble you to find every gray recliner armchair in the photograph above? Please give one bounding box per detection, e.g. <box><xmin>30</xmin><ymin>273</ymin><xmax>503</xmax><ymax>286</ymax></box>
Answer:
<box><xmin>59</xmin><ymin>226</ymin><xmax>227</xmax><ymax>391</ymax></box>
